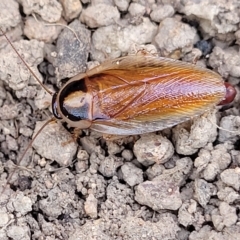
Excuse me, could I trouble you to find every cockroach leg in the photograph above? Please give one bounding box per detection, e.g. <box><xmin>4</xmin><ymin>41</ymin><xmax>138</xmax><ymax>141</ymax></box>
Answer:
<box><xmin>72</xmin><ymin>128</ymin><xmax>82</xmax><ymax>142</ymax></box>
<box><xmin>61</xmin><ymin>128</ymin><xmax>82</xmax><ymax>147</ymax></box>
<box><xmin>1</xmin><ymin>118</ymin><xmax>56</xmax><ymax>194</ymax></box>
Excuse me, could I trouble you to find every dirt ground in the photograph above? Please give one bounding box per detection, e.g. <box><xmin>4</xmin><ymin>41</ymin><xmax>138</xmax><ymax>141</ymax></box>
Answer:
<box><xmin>0</xmin><ymin>0</ymin><xmax>240</xmax><ymax>239</ymax></box>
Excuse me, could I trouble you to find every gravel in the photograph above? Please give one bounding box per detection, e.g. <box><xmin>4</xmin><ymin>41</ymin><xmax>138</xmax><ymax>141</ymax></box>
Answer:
<box><xmin>0</xmin><ymin>0</ymin><xmax>240</xmax><ymax>239</ymax></box>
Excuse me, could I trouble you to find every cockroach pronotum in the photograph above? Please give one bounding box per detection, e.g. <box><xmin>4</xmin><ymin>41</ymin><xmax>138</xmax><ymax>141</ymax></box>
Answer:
<box><xmin>0</xmin><ymin>28</ymin><xmax>236</xmax><ymax>193</ymax></box>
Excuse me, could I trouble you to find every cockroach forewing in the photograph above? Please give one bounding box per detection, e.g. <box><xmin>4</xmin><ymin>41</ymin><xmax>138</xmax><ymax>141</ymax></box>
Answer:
<box><xmin>86</xmin><ymin>55</ymin><xmax>226</xmax><ymax>135</ymax></box>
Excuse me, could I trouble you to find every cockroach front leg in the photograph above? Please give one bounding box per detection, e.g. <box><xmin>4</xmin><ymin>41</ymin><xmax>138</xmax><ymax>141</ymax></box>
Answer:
<box><xmin>61</xmin><ymin>128</ymin><xmax>82</xmax><ymax>147</ymax></box>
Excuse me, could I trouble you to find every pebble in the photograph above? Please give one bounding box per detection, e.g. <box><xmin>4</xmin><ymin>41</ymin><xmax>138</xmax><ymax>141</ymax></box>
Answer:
<box><xmin>133</xmin><ymin>134</ymin><xmax>174</xmax><ymax>166</ymax></box>
<box><xmin>120</xmin><ymin>162</ymin><xmax>143</xmax><ymax>187</ymax></box>
<box><xmin>32</xmin><ymin>121</ymin><xmax>77</xmax><ymax>167</ymax></box>
<box><xmin>84</xmin><ymin>193</ymin><xmax>98</xmax><ymax>218</ymax></box>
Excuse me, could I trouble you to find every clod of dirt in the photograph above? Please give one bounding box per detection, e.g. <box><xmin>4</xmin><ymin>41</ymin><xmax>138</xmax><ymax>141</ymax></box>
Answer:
<box><xmin>60</xmin><ymin>0</ymin><xmax>82</xmax><ymax>22</ymax></box>
<box><xmin>0</xmin><ymin>40</ymin><xmax>44</xmax><ymax>91</ymax></box>
<box><xmin>114</xmin><ymin>0</ymin><xmax>129</xmax><ymax>12</ymax></box>
<box><xmin>24</xmin><ymin>16</ymin><xmax>66</xmax><ymax>43</ymax></box>
<box><xmin>32</xmin><ymin>121</ymin><xmax>78</xmax><ymax>166</ymax></box>
<box><xmin>0</xmin><ymin>0</ymin><xmax>21</xmax><ymax>32</ymax></box>
<box><xmin>98</xmin><ymin>156</ymin><xmax>124</xmax><ymax>177</ymax></box>
<box><xmin>135</xmin><ymin>179</ymin><xmax>182</xmax><ymax>211</ymax></box>
<box><xmin>91</xmin><ymin>18</ymin><xmax>158</xmax><ymax>62</ymax></box>
<box><xmin>119</xmin><ymin>162</ymin><xmax>143</xmax><ymax>187</ymax></box>
<box><xmin>178</xmin><ymin>199</ymin><xmax>204</xmax><ymax>229</ymax></box>
<box><xmin>150</xmin><ymin>4</ymin><xmax>175</xmax><ymax>23</ymax></box>
<box><xmin>220</xmin><ymin>167</ymin><xmax>240</xmax><ymax>191</ymax></box>
<box><xmin>84</xmin><ymin>193</ymin><xmax>98</xmax><ymax>219</ymax></box>
<box><xmin>211</xmin><ymin>202</ymin><xmax>238</xmax><ymax>231</ymax></box>
<box><xmin>80</xmin><ymin>3</ymin><xmax>120</xmax><ymax>28</ymax></box>
<box><xmin>133</xmin><ymin>134</ymin><xmax>174</xmax><ymax>166</ymax></box>
<box><xmin>19</xmin><ymin>0</ymin><xmax>63</xmax><ymax>23</ymax></box>
<box><xmin>154</xmin><ymin>17</ymin><xmax>199</xmax><ymax>58</ymax></box>
<box><xmin>172</xmin><ymin>111</ymin><xmax>218</xmax><ymax>155</ymax></box>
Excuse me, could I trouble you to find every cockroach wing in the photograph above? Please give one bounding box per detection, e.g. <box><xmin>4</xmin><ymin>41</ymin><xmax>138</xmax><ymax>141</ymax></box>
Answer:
<box><xmin>86</xmin><ymin>55</ymin><xmax>226</xmax><ymax>135</ymax></box>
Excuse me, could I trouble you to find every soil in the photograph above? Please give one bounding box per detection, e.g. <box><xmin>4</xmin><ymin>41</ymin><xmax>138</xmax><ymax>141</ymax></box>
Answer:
<box><xmin>0</xmin><ymin>0</ymin><xmax>240</xmax><ymax>239</ymax></box>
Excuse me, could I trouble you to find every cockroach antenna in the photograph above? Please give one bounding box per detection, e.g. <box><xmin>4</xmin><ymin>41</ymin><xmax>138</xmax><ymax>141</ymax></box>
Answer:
<box><xmin>0</xmin><ymin>28</ymin><xmax>55</xmax><ymax>193</ymax></box>
<box><xmin>0</xmin><ymin>27</ymin><xmax>53</xmax><ymax>96</ymax></box>
<box><xmin>1</xmin><ymin>118</ymin><xmax>55</xmax><ymax>194</ymax></box>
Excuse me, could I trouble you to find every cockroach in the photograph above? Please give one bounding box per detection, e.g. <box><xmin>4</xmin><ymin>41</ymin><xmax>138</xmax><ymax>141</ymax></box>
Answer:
<box><xmin>0</xmin><ymin>28</ymin><xmax>236</xmax><ymax>193</ymax></box>
<box><xmin>52</xmin><ymin>55</ymin><xmax>236</xmax><ymax>135</ymax></box>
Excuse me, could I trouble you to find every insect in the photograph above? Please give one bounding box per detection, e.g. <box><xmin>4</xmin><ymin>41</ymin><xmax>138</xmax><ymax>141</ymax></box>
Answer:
<box><xmin>0</xmin><ymin>28</ymin><xmax>236</xmax><ymax>192</ymax></box>
<box><xmin>52</xmin><ymin>55</ymin><xmax>236</xmax><ymax>135</ymax></box>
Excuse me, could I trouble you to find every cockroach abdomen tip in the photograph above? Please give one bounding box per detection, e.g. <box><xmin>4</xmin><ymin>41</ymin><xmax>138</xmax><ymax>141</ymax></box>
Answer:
<box><xmin>218</xmin><ymin>82</ymin><xmax>237</xmax><ymax>105</ymax></box>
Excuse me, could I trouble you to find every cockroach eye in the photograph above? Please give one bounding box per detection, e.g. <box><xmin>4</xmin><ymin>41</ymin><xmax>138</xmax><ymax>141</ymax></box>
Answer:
<box><xmin>52</xmin><ymin>92</ymin><xmax>62</xmax><ymax>119</ymax></box>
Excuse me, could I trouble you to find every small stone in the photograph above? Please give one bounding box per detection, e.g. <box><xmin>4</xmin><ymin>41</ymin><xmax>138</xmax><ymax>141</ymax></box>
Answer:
<box><xmin>189</xmin><ymin>225</ymin><xmax>224</xmax><ymax>240</ymax></box>
<box><xmin>6</xmin><ymin>135</ymin><xmax>18</xmax><ymax>151</ymax></box>
<box><xmin>75</xmin><ymin>160</ymin><xmax>88</xmax><ymax>173</ymax></box>
<box><xmin>91</xmin><ymin>18</ymin><xmax>157</xmax><ymax>62</ymax></box>
<box><xmin>0</xmin><ymin>212</ymin><xmax>9</xmax><ymax>227</ymax></box>
<box><xmin>77</xmin><ymin>149</ymin><xmax>89</xmax><ymax>161</ymax></box>
<box><xmin>84</xmin><ymin>193</ymin><xmax>98</xmax><ymax>219</ymax></box>
<box><xmin>220</xmin><ymin>168</ymin><xmax>240</xmax><ymax>191</ymax></box>
<box><xmin>39</xmin><ymin>187</ymin><xmax>65</xmax><ymax>218</ymax></box>
<box><xmin>172</xmin><ymin>111</ymin><xmax>218</xmax><ymax>155</ymax></box>
<box><xmin>121</xmin><ymin>149</ymin><xmax>133</xmax><ymax>161</ymax></box>
<box><xmin>146</xmin><ymin>164</ymin><xmax>164</xmax><ymax>180</ymax></box>
<box><xmin>6</xmin><ymin>225</ymin><xmax>30</xmax><ymax>240</ymax></box>
<box><xmin>55</xmin><ymin>19</ymin><xmax>91</xmax><ymax>79</ymax></box>
<box><xmin>155</xmin><ymin>17</ymin><xmax>198</xmax><ymax>58</ymax></box>
<box><xmin>80</xmin><ymin>4</ymin><xmax>120</xmax><ymax>28</ymax></box>
<box><xmin>34</xmin><ymin>88</ymin><xmax>52</xmax><ymax>110</ymax></box>
<box><xmin>0</xmin><ymin>40</ymin><xmax>44</xmax><ymax>91</ymax></box>
<box><xmin>120</xmin><ymin>162</ymin><xmax>143</xmax><ymax>187</ymax></box>
<box><xmin>80</xmin><ymin>136</ymin><xmax>99</xmax><ymax>154</ymax></box>
<box><xmin>154</xmin><ymin>157</ymin><xmax>193</xmax><ymax>186</ymax></box>
<box><xmin>135</xmin><ymin>180</ymin><xmax>182</xmax><ymax>211</ymax></box>
<box><xmin>178</xmin><ymin>199</ymin><xmax>204</xmax><ymax>229</ymax></box>
<box><xmin>0</xmin><ymin>0</ymin><xmax>21</xmax><ymax>32</ymax></box>
<box><xmin>106</xmin><ymin>141</ymin><xmax>124</xmax><ymax>155</ymax></box>
<box><xmin>193</xmin><ymin>179</ymin><xmax>214</xmax><ymax>207</ymax></box>
<box><xmin>209</xmin><ymin>47</ymin><xmax>240</xmax><ymax>78</ymax></box>
<box><xmin>128</xmin><ymin>3</ymin><xmax>146</xmax><ymax>17</ymax></box>
<box><xmin>99</xmin><ymin>156</ymin><xmax>124</xmax><ymax>177</ymax></box>
<box><xmin>24</xmin><ymin>16</ymin><xmax>66</xmax><ymax>43</ymax></box>
<box><xmin>32</xmin><ymin>121</ymin><xmax>77</xmax><ymax>166</ymax></box>
<box><xmin>134</xmin><ymin>134</ymin><xmax>174</xmax><ymax>166</ymax></box>
<box><xmin>217</xmin><ymin>187</ymin><xmax>239</xmax><ymax>204</ymax></box>
<box><xmin>211</xmin><ymin>202</ymin><xmax>237</xmax><ymax>231</ymax></box>
<box><xmin>19</xmin><ymin>0</ymin><xmax>62</xmax><ymax>23</ymax></box>
<box><xmin>60</xmin><ymin>0</ymin><xmax>82</xmax><ymax>22</ymax></box>
<box><xmin>150</xmin><ymin>4</ymin><xmax>174</xmax><ymax>22</ymax></box>
<box><xmin>218</xmin><ymin>115</ymin><xmax>240</xmax><ymax>143</ymax></box>
<box><xmin>194</xmin><ymin>144</ymin><xmax>231</xmax><ymax>181</ymax></box>
<box><xmin>12</xmin><ymin>192</ymin><xmax>32</xmax><ymax>215</ymax></box>
<box><xmin>0</xmin><ymin>104</ymin><xmax>21</xmax><ymax>120</ymax></box>
<box><xmin>114</xmin><ymin>0</ymin><xmax>130</xmax><ymax>11</ymax></box>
